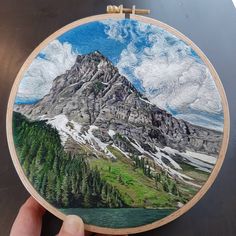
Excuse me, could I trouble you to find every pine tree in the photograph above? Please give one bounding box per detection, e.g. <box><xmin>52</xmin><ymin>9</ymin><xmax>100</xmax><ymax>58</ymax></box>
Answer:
<box><xmin>19</xmin><ymin>143</ymin><xmax>29</xmax><ymax>165</ymax></box>
<box><xmin>45</xmin><ymin>171</ymin><xmax>55</xmax><ymax>203</ymax></box>
<box><xmin>147</xmin><ymin>165</ymin><xmax>151</xmax><ymax>177</ymax></box>
<box><xmin>22</xmin><ymin>155</ymin><xmax>30</xmax><ymax>176</ymax></box>
<box><xmin>83</xmin><ymin>189</ymin><xmax>91</xmax><ymax>208</ymax></box>
<box><xmin>39</xmin><ymin>173</ymin><xmax>47</xmax><ymax>197</ymax></box>
<box><xmin>118</xmin><ymin>175</ymin><xmax>123</xmax><ymax>184</ymax></box>
<box><xmin>28</xmin><ymin>159</ymin><xmax>36</xmax><ymax>183</ymax></box>
<box><xmin>171</xmin><ymin>183</ymin><xmax>178</xmax><ymax>196</ymax></box>
<box><xmin>61</xmin><ymin>174</ymin><xmax>69</xmax><ymax>207</ymax></box>
<box><xmin>163</xmin><ymin>181</ymin><xmax>169</xmax><ymax>192</ymax></box>
<box><xmin>55</xmin><ymin>177</ymin><xmax>62</xmax><ymax>205</ymax></box>
<box><xmin>35</xmin><ymin>144</ymin><xmax>43</xmax><ymax>167</ymax></box>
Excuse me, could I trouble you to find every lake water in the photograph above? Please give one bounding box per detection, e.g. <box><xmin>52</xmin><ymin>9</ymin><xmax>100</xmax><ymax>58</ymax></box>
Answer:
<box><xmin>60</xmin><ymin>208</ymin><xmax>175</xmax><ymax>228</ymax></box>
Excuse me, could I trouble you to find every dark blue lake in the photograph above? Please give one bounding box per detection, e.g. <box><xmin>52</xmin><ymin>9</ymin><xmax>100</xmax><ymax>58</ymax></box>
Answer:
<box><xmin>60</xmin><ymin>208</ymin><xmax>175</xmax><ymax>228</ymax></box>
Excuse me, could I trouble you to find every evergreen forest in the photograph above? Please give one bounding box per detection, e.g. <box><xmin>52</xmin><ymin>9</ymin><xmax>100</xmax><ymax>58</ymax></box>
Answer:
<box><xmin>13</xmin><ymin>112</ymin><xmax>125</xmax><ymax>208</ymax></box>
<box><xmin>13</xmin><ymin>112</ymin><xmax>186</xmax><ymax>209</ymax></box>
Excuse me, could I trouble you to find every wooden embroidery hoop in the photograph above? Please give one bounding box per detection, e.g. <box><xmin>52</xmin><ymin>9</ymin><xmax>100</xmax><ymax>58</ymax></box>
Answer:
<box><xmin>6</xmin><ymin>5</ymin><xmax>230</xmax><ymax>235</ymax></box>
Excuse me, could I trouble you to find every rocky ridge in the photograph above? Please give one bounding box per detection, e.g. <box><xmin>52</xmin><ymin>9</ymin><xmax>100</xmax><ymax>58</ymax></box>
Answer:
<box><xmin>15</xmin><ymin>51</ymin><xmax>223</xmax><ymax>158</ymax></box>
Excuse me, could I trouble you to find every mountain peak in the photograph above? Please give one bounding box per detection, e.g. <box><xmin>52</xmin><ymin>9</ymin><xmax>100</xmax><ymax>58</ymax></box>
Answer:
<box><xmin>93</xmin><ymin>50</ymin><xmax>103</xmax><ymax>56</ymax></box>
<box><xmin>15</xmin><ymin>51</ymin><xmax>222</xmax><ymax>159</ymax></box>
<box><xmin>76</xmin><ymin>50</ymin><xmax>108</xmax><ymax>65</ymax></box>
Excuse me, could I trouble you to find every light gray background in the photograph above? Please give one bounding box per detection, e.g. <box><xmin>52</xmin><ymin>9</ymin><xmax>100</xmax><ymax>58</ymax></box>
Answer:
<box><xmin>0</xmin><ymin>0</ymin><xmax>236</xmax><ymax>235</ymax></box>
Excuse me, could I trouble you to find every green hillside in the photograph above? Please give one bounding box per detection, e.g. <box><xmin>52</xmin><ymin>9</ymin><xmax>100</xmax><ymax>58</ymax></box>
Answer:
<box><xmin>13</xmin><ymin>111</ymin><xmax>187</xmax><ymax>209</ymax></box>
<box><xmin>13</xmin><ymin>112</ymin><xmax>125</xmax><ymax>208</ymax></box>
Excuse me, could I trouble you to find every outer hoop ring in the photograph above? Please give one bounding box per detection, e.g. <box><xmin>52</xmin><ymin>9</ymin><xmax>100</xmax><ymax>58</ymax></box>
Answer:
<box><xmin>6</xmin><ymin>13</ymin><xmax>230</xmax><ymax>235</ymax></box>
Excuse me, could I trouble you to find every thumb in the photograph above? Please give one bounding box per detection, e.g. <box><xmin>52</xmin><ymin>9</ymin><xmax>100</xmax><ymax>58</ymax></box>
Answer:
<box><xmin>58</xmin><ymin>215</ymin><xmax>84</xmax><ymax>236</ymax></box>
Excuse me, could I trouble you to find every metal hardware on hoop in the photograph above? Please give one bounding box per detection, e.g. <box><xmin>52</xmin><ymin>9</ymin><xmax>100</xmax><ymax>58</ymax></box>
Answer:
<box><xmin>107</xmin><ymin>5</ymin><xmax>150</xmax><ymax>15</ymax></box>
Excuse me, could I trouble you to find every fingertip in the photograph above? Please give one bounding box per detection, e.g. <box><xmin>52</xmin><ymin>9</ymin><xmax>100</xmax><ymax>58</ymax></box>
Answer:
<box><xmin>20</xmin><ymin>196</ymin><xmax>45</xmax><ymax>215</ymax></box>
<box><xmin>59</xmin><ymin>215</ymin><xmax>84</xmax><ymax>236</ymax></box>
<box><xmin>66</xmin><ymin>215</ymin><xmax>84</xmax><ymax>226</ymax></box>
<box><xmin>10</xmin><ymin>197</ymin><xmax>45</xmax><ymax>236</ymax></box>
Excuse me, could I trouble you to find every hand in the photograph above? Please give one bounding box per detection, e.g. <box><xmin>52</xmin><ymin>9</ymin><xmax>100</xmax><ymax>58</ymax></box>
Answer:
<box><xmin>10</xmin><ymin>197</ymin><xmax>128</xmax><ymax>236</ymax></box>
<box><xmin>10</xmin><ymin>196</ymin><xmax>85</xmax><ymax>236</ymax></box>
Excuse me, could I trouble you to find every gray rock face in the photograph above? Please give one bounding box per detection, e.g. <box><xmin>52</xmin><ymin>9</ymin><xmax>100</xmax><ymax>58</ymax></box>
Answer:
<box><xmin>15</xmin><ymin>51</ymin><xmax>223</xmax><ymax>156</ymax></box>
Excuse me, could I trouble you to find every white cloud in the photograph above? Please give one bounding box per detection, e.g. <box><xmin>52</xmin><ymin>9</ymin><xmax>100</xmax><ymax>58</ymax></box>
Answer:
<box><xmin>233</xmin><ymin>0</ymin><xmax>236</xmax><ymax>8</ymax></box>
<box><xmin>102</xmin><ymin>19</ymin><xmax>223</xmax><ymax>130</ymax></box>
<box><xmin>16</xmin><ymin>19</ymin><xmax>223</xmax><ymax>130</ymax></box>
<box><xmin>17</xmin><ymin>40</ymin><xmax>76</xmax><ymax>102</ymax></box>
<box><xmin>132</xmin><ymin>49</ymin><xmax>222</xmax><ymax>115</ymax></box>
<box><xmin>103</xmin><ymin>19</ymin><xmax>139</xmax><ymax>43</ymax></box>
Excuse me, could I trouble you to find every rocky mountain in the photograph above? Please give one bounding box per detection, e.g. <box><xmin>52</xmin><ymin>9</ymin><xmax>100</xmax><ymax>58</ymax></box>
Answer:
<box><xmin>14</xmin><ymin>51</ymin><xmax>223</xmax><ymax>182</ymax></box>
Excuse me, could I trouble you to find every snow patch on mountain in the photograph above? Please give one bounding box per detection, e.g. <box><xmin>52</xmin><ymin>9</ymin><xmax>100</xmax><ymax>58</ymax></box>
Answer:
<box><xmin>86</xmin><ymin>125</ymin><xmax>108</xmax><ymax>151</ymax></box>
<box><xmin>162</xmin><ymin>146</ymin><xmax>216</xmax><ymax>170</ymax></box>
<box><xmin>46</xmin><ymin>114</ymin><xmax>83</xmax><ymax>145</ymax></box>
<box><xmin>37</xmin><ymin>113</ymin><xmax>211</xmax><ymax>188</ymax></box>
<box><xmin>128</xmin><ymin>138</ymin><xmax>196</xmax><ymax>183</ymax></box>
<box><xmin>185</xmin><ymin>150</ymin><xmax>217</xmax><ymax>165</ymax></box>
<box><xmin>108</xmin><ymin>129</ymin><xmax>116</xmax><ymax>138</ymax></box>
<box><xmin>45</xmin><ymin>115</ymin><xmax>115</xmax><ymax>158</ymax></box>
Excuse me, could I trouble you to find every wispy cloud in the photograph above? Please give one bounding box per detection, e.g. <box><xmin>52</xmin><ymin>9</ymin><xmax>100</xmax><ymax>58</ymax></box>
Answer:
<box><xmin>16</xmin><ymin>40</ymin><xmax>76</xmax><ymax>103</ymax></box>
<box><xmin>15</xmin><ymin>19</ymin><xmax>223</xmax><ymax>131</ymax></box>
<box><xmin>102</xmin><ymin>19</ymin><xmax>223</xmax><ymax>130</ymax></box>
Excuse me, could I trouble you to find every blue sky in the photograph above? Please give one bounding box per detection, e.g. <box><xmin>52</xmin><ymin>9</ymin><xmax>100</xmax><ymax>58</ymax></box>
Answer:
<box><xmin>56</xmin><ymin>20</ymin><xmax>202</xmax><ymax>93</ymax></box>
<box><xmin>57</xmin><ymin>20</ymin><xmax>201</xmax><ymax>64</ymax></box>
<box><xmin>15</xmin><ymin>19</ymin><xmax>224</xmax><ymax>131</ymax></box>
<box><xmin>58</xmin><ymin>21</ymin><xmax>125</xmax><ymax>64</ymax></box>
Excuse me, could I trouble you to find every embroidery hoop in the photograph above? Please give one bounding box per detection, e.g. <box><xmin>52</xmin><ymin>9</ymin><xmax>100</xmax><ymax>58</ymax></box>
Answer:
<box><xmin>6</xmin><ymin>6</ymin><xmax>230</xmax><ymax>235</ymax></box>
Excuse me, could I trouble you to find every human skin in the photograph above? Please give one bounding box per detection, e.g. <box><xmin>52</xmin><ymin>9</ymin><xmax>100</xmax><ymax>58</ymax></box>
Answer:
<box><xmin>10</xmin><ymin>197</ymin><xmax>127</xmax><ymax>236</ymax></box>
<box><xmin>10</xmin><ymin>197</ymin><xmax>87</xmax><ymax>236</ymax></box>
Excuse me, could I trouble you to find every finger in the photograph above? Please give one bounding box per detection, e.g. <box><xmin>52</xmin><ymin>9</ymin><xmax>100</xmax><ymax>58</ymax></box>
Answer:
<box><xmin>58</xmin><ymin>215</ymin><xmax>84</xmax><ymax>236</ymax></box>
<box><xmin>10</xmin><ymin>196</ymin><xmax>46</xmax><ymax>236</ymax></box>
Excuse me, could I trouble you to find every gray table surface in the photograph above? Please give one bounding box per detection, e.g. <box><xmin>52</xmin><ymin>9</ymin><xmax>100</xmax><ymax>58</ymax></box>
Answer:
<box><xmin>0</xmin><ymin>0</ymin><xmax>236</xmax><ymax>235</ymax></box>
